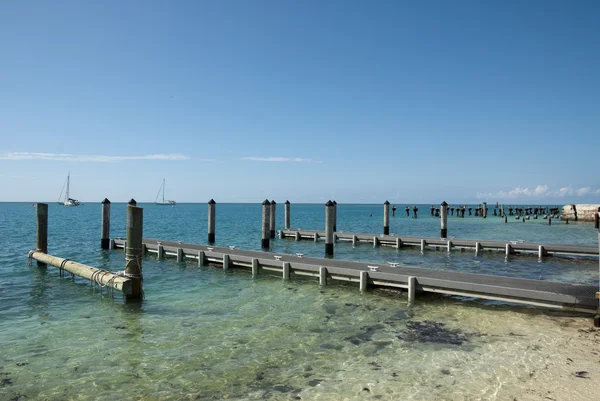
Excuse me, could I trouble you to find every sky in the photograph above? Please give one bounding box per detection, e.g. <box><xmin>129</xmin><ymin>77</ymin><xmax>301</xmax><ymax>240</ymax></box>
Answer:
<box><xmin>1</xmin><ymin>0</ymin><xmax>599</xmax><ymax>204</ymax></box>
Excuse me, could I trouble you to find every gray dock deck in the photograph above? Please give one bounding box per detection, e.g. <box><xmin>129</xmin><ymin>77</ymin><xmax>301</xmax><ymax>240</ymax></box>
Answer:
<box><xmin>111</xmin><ymin>238</ymin><xmax>598</xmax><ymax>314</ymax></box>
<box><xmin>280</xmin><ymin>229</ymin><xmax>599</xmax><ymax>258</ymax></box>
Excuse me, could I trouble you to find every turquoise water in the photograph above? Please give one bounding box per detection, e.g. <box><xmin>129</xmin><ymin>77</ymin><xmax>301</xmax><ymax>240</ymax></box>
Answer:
<box><xmin>1</xmin><ymin>202</ymin><xmax>599</xmax><ymax>400</ymax></box>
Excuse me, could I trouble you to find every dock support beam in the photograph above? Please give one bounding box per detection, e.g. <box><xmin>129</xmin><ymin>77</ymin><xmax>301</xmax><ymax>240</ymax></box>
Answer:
<box><xmin>177</xmin><ymin>248</ymin><xmax>183</xmax><ymax>262</ymax></box>
<box><xmin>282</xmin><ymin>262</ymin><xmax>290</xmax><ymax>280</ymax></box>
<box><xmin>36</xmin><ymin>203</ymin><xmax>48</xmax><ymax>267</ymax></box>
<box><xmin>197</xmin><ymin>250</ymin><xmax>205</xmax><ymax>267</ymax></box>
<box><xmin>383</xmin><ymin>200</ymin><xmax>390</xmax><ymax>235</ymax></box>
<box><xmin>420</xmin><ymin>239</ymin><xmax>426</xmax><ymax>252</ymax></box>
<box><xmin>223</xmin><ymin>254</ymin><xmax>230</xmax><ymax>270</ymax></box>
<box><xmin>447</xmin><ymin>240</ymin><xmax>452</xmax><ymax>253</ymax></box>
<box><xmin>440</xmin><ymin>201</ymin><xmax>448</xmax><ymax>238</ymax></box>
<box><xmin>538</xmin><ymin>245</ymin><xmax>547</xmax><ymax>259</ymax></box>
<box><xmin>261</xmin><ymin>200</ymin><xmax>271</xmax><ymax>250</ymax></box>
<box><xmin>408</xmin><ymin>276</ymin><xmax>416</xmax><ymax>302</ymax></box>
<box><xmin>284</xmin><ymin>200</ymin><xmax>291</xmax><ymax>230</ymax></box>
<box><xmin>251</xmin><ymin>258</ymin><xmax>259</xmax><ymax>277</ymax></box>
<box><xmin>270</xmin><ymin>200</ymin><xmax>276</xmax><ymax>239</ymax></box>
<box><xmin>332</xmin><ymin>200</ymin><xmax>337</xmax><ymax>232</ymax></box>
<box><xmin>125</xmin><ymin>204</ymin><xmax>143</xmax><ymax>300</ymax></box>
<box><xmin>158</xmin><ymin>244</ymin><xmax>164</xmax><ymax>259</ymax></box>
<box><xmin>295</xmin><ymin>231</ymin><xmax>300</xmax><ymax>241</ymax></box>
<box><xmin>319</xmin><ymin>266</ymin><xmax>327</xmax><ymax>286</ymax></box>
<box><xmin>373</xmin><ymin>236</ymin><xmax>380</xmax><ymax>247</ymax></box>
<box><xmin>506</xmin><ymin>243</ymin><xmax>513</xmax><ymax>256</ymax></box>
<box><xmin>101</xmin><ymin>198</ymin><xmax>111</xmax><ymax>249</ymax></box>
<box><xmin>482</xmin><ymin>202</ymin><xmax>487</xmax><ymax>218</ymax></box>
<box><xmin>314</xmin><ymin>232</ymin><xmax>319</xmax><ymax>242</ymax></box>
<box><xmin>396</xmin><ymin>237</ymin><xmax>402</xmax><ymax>249</ymax></box>
<box><xmin>208</xmin><ymin>199</ymin><xmax>216</xmax><ymax>244</ymax></box>
<box><xmin>352</xmin><ymin>235</ymin><xmax>358</xmax><ymax>246</ymax></box>
<box><xmin>475</xmin><ymin>242</ymin><xmax>481</xmax><ymax>255</ymax></box>
<box><xmin>359</xmin><ymin>271</ymin><xmax>368</xmax><ymax>291</ymax></box>
<box><xmin>325</xmin><ymin>201</ymin><xmax>334</xmax><ymax>256</ymax></box>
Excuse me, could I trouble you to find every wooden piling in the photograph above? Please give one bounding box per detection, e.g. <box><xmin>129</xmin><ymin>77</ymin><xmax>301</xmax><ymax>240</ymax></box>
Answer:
<box><xmin>505</xmin><ymin>243</ymin><xmax>512</xmax><ymax>256</ymax></box>
<box><xmin>223</xmin><ymin>254</ymin><xmax>230</xmax><ymax>270</ymax></box>
<box><xmin>420</xmin><ymin>239</ymin><xmax>426</xmax><ymax>252</ymax></box>
<box><xmin>440</xmin><ymin>201</ymin><xmax>448</xmax><ymax>238</ymax></box>
<box><xmin>396</xmin><ymin>237</ymin><xmax>402</xmax><ymax>249</ymax></box>
<box><xmin>319</xmin><ymin>266</ymin><xmax>327</xmax><ymax>286</ymax></box>
<box><xmin>447</xmin><ymin>240</ymin><xmax>452</xmax><ymax>253</ymax></box>
<box><xmin>332</xmin><ymin>200</ymin><xmax>337</xmax><ymax>232</ymax></box>
<box><xmin>177</xmin><ymin>248</ymin><xmax>183</xmax><ymax>262</ymax></box>
<box><xmin>383</xmin><ymin>200</ymin><xmax>390</xmax><ymax>235</ymax></box>
<box><xmin>352</xmin><ymin>235</ymin><xmax>358</xmax><ymax>246</ymax></box>
<box><xmin>408</xmin><ymin>276</ymin><xmax>416</xmax><ymax>302</ymax></box>
<box><xmin>538</xmin><ymin>245</ymin><xmax>546</xmax><ymax>259</ymax></box>
<box><xmin>158</xmin><ymin>244</ymin><xmax>164</xmax><ymax>259</ymax></box>
<box><xmin>101</xmin><ymin>198</ymin><xmax>111</xmax><ymax>250</ymax></box>
<box><xmin>325</xmin><ymin>201</ymin><xmax>334</xmax><ymax>256</ymax></box>
<box><xmin>125</xmin><ymin>204</ymin><xmax>143</xmax><ymax>300</ymax></box>
<box><xmin>295</xmin><ymin>231</ymin><xmax>300</xmax><ymax>241</ymax></box>
<box><xmin>482</xmin><ymin>202</ymin><xmax>487</xmax><ymax>218</ymax></box>
<box><xmin>197</xmin><ymin>250</ymin><xmax>205</xmax><ymax>267</ymax></box>
<box><xmin>261</xmin><ymin>200</ymin><xmax>271</xmax><ymax>250</ymax></box>
<box><xmin>284</xmin><ymin>200</ymin><xmax>290</xmax><ymax>230</ymax></box>
<box><xmin>36</xmin><ymin>203</ymin><xmax>48</xmax><ymax>267</ymax></box>
<box><xmin>373</xmin><ymin>236</ymin><xmax>380</xmax><ymax>247</ymax></box>
<box><xmin>475</xmin><ymin>242</ymin><xmax>481</xmax><ymax>255</ymax></box>
<box><xmin>208</xmin><ymin>199</ymin><xmax>216</xmax><ymax>244</ymax></box>
<box><xmin>270</xmin><ymin>200</ymin><xmax>276</xmax><ymax>239</ymax></box>
<box><xmin>314</xmin><ymin>232</ymin><xmax>319</xmax><ymax>242</ymax></box>
<box><xmin>359</xmin><ymin>271</ymin><xmax>368</xmax><ymax>291</ymax></box>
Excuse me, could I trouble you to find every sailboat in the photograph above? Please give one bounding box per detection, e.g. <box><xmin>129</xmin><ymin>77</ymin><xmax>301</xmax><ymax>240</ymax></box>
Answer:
<box><xmin>57</xmin><ymin>172</ymin><xmax>81</xmax><ymax>206</ymax></box>
<box><xmin>155</xmin><ymin>179</ymin><xmax>176</xmax><ymax>206</ymax></box>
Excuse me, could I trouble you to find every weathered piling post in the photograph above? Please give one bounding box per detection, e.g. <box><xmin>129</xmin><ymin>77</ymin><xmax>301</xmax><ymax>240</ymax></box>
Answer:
<box><xmin>101</xmin><ymin>198</ymin><xmax>111</xmax><ymax>250</ymax></box>
<box><xmin>325</xmin><ymin>200</ymin><xmax>334</xmax><ymax>256</ymax></box>
<box><xmin>383</xmin><ymin>200</ymin><xmax>390</xmax><ymax>235</ymax></box>
<box><xmin>482</xmin><ymin>202</ymin><xmax>487</xmax><ymax>218</ymax></box>
<box><xmin>284</xmin><ymin>200</ymin><xmax>291</xmax><ymax>229</ymax></box>
<box><xmin>207</xmin><ymin>199</ymin><xmax>216</xmax><ymax>244</ymax></box>
<box><xmin>440</xmin><ymin>201</ymin><xmax>448</xmax><ymax>238</ymax></box>
<box><xmin>500</xmin><ymin>204</ymin><xmax>504</xmax><ymax>218</ymax></box>
<box><xmin>408</xmin><ymin>276</ymin><xmax>416</xmax><ymax>302</ymax></box>
<box><xmin>270</xmin><ymin>200</ymin><xmax>276</xmax><ymax>239</ymax></box>
<box><xmin>36</xmin><ymin>203</ymin><xmax>48</xmax><ymax>266</ymax></box>
<box><xmin>594</xmin><ymin>211</ymin><xmax>599</xmax><ymax>230</ymax></box>
<box><xmin>261</xmin><ymin>200</ymin><xmax>271</xmax><ymax>250</ymax></box>
<box><xmin>125</xmin><ymin>203</ymin><xmax>143</xmax><ymax>300</ymax></box>
<box><xmin>332</xmin><ymin>200</ymin><xmax>337</xmax><ymax>232</ymax></box>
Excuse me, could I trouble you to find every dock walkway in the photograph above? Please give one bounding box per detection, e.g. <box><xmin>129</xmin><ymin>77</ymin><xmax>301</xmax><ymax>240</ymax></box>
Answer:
<box><xmin>112</xmin><ymin>238</ymin><xmax>598</xmax><ymax>314</ymax></box>
<box><xmin>279</xmin><ymin>229</ymin><xmax>599</xmax><ymax>258</ymax></box>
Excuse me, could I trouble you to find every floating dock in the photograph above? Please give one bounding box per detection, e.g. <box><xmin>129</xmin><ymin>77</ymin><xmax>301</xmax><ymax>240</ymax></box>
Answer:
<box><xmin>111</xmin><ymin>238</ymin><xmax>598</xmax><ymax>314</ymax></box>
<box><xmin>279</xmin><ymin>229</ymin><xmax>599</xmax><ymax>258</ymax></box>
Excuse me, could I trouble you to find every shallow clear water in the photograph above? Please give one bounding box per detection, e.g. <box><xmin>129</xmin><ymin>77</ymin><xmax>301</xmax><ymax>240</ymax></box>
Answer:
<box><xmin>1</xmin><ymin>202</ymin><xmax>598</xmax><ymax>400</ymax></box>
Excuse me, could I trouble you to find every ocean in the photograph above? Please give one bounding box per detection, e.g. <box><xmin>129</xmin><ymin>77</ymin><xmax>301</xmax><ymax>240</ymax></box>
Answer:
<box><xmin>1</xmin><ymin>202</ymin><xmax>598</xmax><ymax>400</ymax></box>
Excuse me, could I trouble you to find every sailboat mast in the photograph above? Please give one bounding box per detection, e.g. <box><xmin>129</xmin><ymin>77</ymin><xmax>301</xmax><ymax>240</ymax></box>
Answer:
<box><xmin>66</xmin><ymin>172</ymin><xmax>70</xmax><ymax>202</ymax></box>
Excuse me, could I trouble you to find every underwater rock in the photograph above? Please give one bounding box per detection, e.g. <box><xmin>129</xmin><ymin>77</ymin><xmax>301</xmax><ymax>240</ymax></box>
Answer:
<box><xmin>397</xmin><ymin>320</ymin><xmax>474</xmax><ymax>346</ymax></box>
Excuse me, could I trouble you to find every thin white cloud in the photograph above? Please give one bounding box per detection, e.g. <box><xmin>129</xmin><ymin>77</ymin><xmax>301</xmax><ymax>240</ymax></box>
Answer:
<box><xmin>241</xmin><ymin>156</ymin><xmax>318</xmax><ymax>163</ymax></box>
<box><xmin>0</xmin><ymin>152</ymin><xmax>193</xmax><ymax>162</ymax></box>
<box><xmin>477</xmin><ymin>184</ymin><xmax>598</xmax><ymax>200</ymax></box>
<box><xmin>575</xmin><ymin>187</ymin><xmax>591</xmax><ymax>197</ymax></box>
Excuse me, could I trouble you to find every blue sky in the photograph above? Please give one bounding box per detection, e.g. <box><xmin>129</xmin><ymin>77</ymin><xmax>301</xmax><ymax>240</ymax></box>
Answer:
<box><xmin>1</xmin><ymin>0</ymin><xmax>599</xmax><ymax>203</ymax></box>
